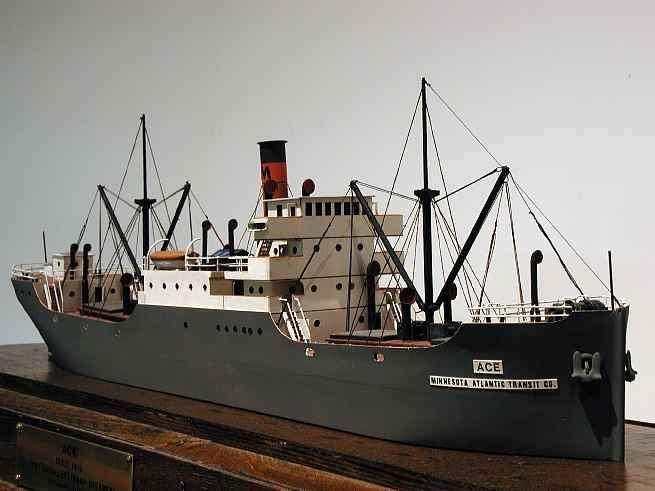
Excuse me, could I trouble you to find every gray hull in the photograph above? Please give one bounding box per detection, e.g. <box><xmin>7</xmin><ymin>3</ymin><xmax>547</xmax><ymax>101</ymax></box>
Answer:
<box><xmin>13</xmin><ymin>278</ymin><xmax>628</xmax><ymax>461</ymax></box>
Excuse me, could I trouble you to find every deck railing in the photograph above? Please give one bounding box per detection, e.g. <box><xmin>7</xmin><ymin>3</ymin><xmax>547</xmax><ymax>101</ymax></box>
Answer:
<box><xmin>468</xmin><ymin>296</ymin><xmax>624</xmax><ymax>323</ymax></box>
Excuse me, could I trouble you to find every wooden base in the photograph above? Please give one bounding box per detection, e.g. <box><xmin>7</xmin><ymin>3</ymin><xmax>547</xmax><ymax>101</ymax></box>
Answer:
<box><xmin>0</xmin><ymin>344</ymin><xmax>653</xmax><ymax>490</ymax></box>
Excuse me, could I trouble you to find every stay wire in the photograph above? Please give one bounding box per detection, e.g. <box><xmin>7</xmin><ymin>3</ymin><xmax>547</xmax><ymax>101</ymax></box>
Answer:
<box><xmin>509</xmin><ymin>173</ymin><xmax>588</xmax><ymax>296</ymax></box>
<box><xmin>477</xmin><ymin>185</ymin><xmax>504</xmax><ymax>307</ymax></box>
<box><xmin>426</xmin><ymin>81</ymin><xmax>503</xmax><ymax>167</ymax></box>
<box><xmin>506</xmin><ymin>182</ymin><xmax>525</xmax><ymax>305</ymax></box>
<box><xmin>190</xmin><ymin>189</ymin><xmax>225</xmax><ymax>247</ymax></box>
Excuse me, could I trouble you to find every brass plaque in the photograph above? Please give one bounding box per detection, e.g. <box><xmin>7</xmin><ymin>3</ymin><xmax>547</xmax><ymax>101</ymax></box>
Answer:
<box><xmin>16</xmin><ymin>423</ymin><xmax>133</xmax><ymax>491</ymax></box>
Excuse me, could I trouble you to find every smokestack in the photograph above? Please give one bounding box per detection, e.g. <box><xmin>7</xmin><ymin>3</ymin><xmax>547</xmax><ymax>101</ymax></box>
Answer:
<box><xmin>258</xmin><ymin>140</ymin><xmax>289</xmax><ymax>202</ymax></box>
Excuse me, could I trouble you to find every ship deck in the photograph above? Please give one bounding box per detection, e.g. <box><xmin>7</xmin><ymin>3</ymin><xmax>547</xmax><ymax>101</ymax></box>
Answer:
<box><xmin>0</xmin><ymin>343</ymin><xmax>653</xmax><ymax>490</ymax></box>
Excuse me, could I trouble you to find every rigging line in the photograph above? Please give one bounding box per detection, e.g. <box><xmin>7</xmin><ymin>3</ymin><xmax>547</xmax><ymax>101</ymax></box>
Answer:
<box><xmin>145</xmin><ymin>128</ymin><xmax>174</xmax><ymax>229</ymax></box>
<box><xmin>96</xmin><ymin>210</ymin><xmax>139</xmax><ymax>294</ymax></box>
<box><xmin>506</xmin><ymin>182</ymin><xmax>525</xmax><ymax>305</ymax></box>
<box><xmin>478</xmin><ymin>185</ymin><xmax>505</xmax><ymax>307</ymax></box>
<box><xmin>357</xmin><ymin>203</ymin><xmax>421</xmax><ymax>340</ymax></box>
<box><xmin>356</xmin><ymin>181</ymin><xmax>418</xmax><ymax>203</ymax></box>
<box><xmin>62</xmin><ymin>190</ymin><xmax>99</xmax><ymax>290</ymax></box>
<box><xmin>190</xmin><ymin>189</ymin><xmax>225</xmax><ymax>247</ymax></box>
<box><xmin>152</xmin><ymin>185</ymin><xmax>184</xmax><ymax>209</ymax></box>
<box><xmin>434</xmin><ymin>212</ymin><xmax>470</xmax><ymax>307</ymax></box>
<box><xmin>369</xmin><ymin>89</ymin><xmax>422</xmax><ymax>264</ymax></box>
<box><xmin>426</xmin><ymin>104</ymin><xmax>460</xmax><ymax>251</ymax></box>
<box><xmin>113</xmin><ymin>119</ymin><xmax>142</xmax><ymax>211</ymax></box>
<box><xmin>510</xmin><ymin>173</ymin><xmax>606</xmax><ymax>294</ymax></box>
<box><xmin>434</xmin><ymin>168</ymin><xmax>500</xmax><ymax>204</ymax></box>
<box><xmin>425</xmin><ymin>81</ymin><xmax>503</xmax><ymax>167</ymax></box>
<box><xmin>94</xmin><ymin>209</ymin><xmax>137</xmax><ymax>292</ymax></box>
<box><xmin>357</xmin><ymin>199</ymin><xmax>421</xmax><ymax>340</ymax></box>
<box><xmin>433</xmin><ymin>202</ymin><xmax>492</xmax><ymax>303</ymax></box>
<box><xmin>279</xmin><ymin>189</ymin><xmax>349</xmax><ymax>329</ymax></box>
<box><xmin>97</xmin><ymin>210</ymin><xmax>140</xmax><ymax>310</ymax></box>
<box><xmin>434</xmin><ymin>213</ymin><xmax>473</xmax><ymax>310</ymax></box>
<box><xmin>374</xmin><ymin>205</ymin><xmax>423</xmax><ymax>342</ymax></box>
<box><xmin>151</xmin><ymin>207</ymin><xmax>168</xmax><ymax>241</ymax></box>
<box><xmin>433</xmin><ymin>203</ymin><xmax>476</xmax><ymax>306</ymax></box>
<box><xmin>237</xmin><ymin>188</ymin><xmax>263</xmax><ymax>249</ymax></box>
<box><xmin>104</xmin><ymin>187</ymin><xmax>139</xmax><ymax>211</ymax></box>
<box><xmin>76</xmin><ymin>190</ymin><xmax>100</xmax><ymax>245</ymax></box>
<box><xmin>531</xmin><ymin>209</ymin><xmax>585</xmax><ymax>296</ymax></box>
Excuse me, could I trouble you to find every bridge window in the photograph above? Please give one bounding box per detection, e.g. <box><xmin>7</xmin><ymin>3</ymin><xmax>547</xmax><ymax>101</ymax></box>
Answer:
<box><xmin>276</xmin><ymin>205</ymin><xmax>283</xmax><ymax>217</ymax></box>
<box><xmin>290</xmin><ymin>206</ymin><xmax>296</xmax><ymax>216</ymax></box>
<box><xmin>315</xmin><ymin>202</ymin><xmax>323</xmax><ymax>216</ymax></box>
<box><xmin>305</xmin><ymin>202</ymin><xmax>312</xmax><ymax>216</ymax></box>
<box><xmin>335</xmin><ymin>202</ymin><xmax>342</xmax><ymax>215</ymax></box>
<box><xmin>344</xmin><ymin>202</ymin><xmax>351</xmax><ymax>215</ymax></box>
<box><xmin>325</xmin><ymin>202</ymin><xmax>332</xmax><ymax>216</ymax></box>
<box><xmin>353</xmin><ymin>203</ymin><xmax>360</xmax><ymax>215</ymax></box>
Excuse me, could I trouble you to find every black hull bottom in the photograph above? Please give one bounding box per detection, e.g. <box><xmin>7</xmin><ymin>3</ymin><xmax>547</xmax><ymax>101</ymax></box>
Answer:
<box><xmin>13</xmin><ymin>278</ymin><xmax>629</xmax><ymax>461</ymax></box>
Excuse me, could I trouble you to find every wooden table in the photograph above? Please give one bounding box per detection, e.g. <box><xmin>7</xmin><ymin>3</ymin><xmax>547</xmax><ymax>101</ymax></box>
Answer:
<box><xmin>0</xmin><ymin>343</ymin><xmax>652</xmax><ymax>490</ymax></box>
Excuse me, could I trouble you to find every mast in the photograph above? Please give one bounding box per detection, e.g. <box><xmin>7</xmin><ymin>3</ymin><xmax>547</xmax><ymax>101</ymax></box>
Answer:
<box><xmin>415</xmin><ymin>77</ymin><xmax>440</xmax><ymax>324</ymax></box>
<box><xmin>134</xmin><ymin>114</ymin><xmax>156</xmax><ymax>258</ymax></box>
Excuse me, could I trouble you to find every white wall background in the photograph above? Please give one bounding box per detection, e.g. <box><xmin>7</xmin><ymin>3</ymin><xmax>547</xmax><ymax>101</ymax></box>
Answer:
<box><xmin>1</xmin><ymin>1</ymin><xmax>652</xmax><ymax>422</ymax></box>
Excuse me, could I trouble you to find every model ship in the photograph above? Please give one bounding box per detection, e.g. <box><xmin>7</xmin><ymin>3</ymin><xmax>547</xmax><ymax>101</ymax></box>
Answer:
<box><xmin>11</xmin><ymin>79</ymin><xmax>636</xmax><ymax>461</ymax></box>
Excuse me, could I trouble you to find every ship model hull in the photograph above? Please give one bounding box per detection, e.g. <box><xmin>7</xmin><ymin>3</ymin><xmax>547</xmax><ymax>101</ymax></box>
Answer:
<box><xmin>13</xmin><ymin>277</ymin><xmax>629</xmax><ymax>461</ymax></box>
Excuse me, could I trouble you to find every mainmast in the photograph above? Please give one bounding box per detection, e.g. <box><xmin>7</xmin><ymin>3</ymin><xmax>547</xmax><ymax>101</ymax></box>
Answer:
<box><xmin>415</xmin><ymin>77</ymin><xmax>440</xmax><ymax>324</ymax></box>
<box><xmin>134</xmin><ymin>114</ymin><xmax>156</xmax><ymax>258</ymax></box>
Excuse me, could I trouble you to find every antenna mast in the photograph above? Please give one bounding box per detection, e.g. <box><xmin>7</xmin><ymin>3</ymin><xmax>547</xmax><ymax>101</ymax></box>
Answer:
<box><xmin>134</xmin><ymin>114</ymin><xmax>156</xmax><ymax>258</ymax></box>
<box><xmin>415</xmin><ymin>77</ymin><xmax>440</xmax><ymax>324</ymax></box>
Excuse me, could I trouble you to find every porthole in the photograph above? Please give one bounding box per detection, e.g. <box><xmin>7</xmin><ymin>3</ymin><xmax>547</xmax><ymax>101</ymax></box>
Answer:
<box><xmin>273</xmin><ymin>247</ymin><xmax>279</xmax><ymax>255</ymax></box>
<box><xmin>313</xmin><ymin>244</ymin><xmax>320</xmax><ymax>253</ymax></box>
<box><xmin>248</xmin><ymin>327</ymin><xmax>253</xmax><ymax>335</ymax></box>
<box><xmin>292</xmin><ymin>246</ymin><xmax>298</xmax><ymax>254</ymax></box>
<box><xmin>203</xmin><ymin>284</ymin><xmax>207</xmax><ymax>292</ymax></box>
<box><xmin>175</xmin><ymin>283</ymin><xmax>180</xmax><ymax>290</ymax></box>
<box><xmin>311</xmin><ymin>285</ymin><xmax>318</xmax><ymax>293</ymax></box>
<box><xmin>313</xmin><ymin>319</ymin><xmax>320</xmax><ymax>327</ymax></box>
<box><xmin>189</xmin><ymin>284</ymin><xmax>193</xmax><ymax>291</ymax></box>
<box><xmin>242</xmin><ymin>327</ymin><xmax>247</xmax><ymax>334</ymax></box>
<box><xmin>184</xmin><ymin>321</ymin><xmax>189</xmax><ymax>329</ymax></box>
<box><xmin>336</xmin><ymin>283</ymin><xmax>343</xmax><ymax>291</ymax></box>
<box><xmin>216</xmin><ymin>324</ymin><xmax>220</xmax><ymax>331</ymax></box>
<box><xmin>149</xmin><ymin>282</ymin><xmax>153</xmax><ymax>289</ymax></box>
<box><xmin>358</xmin><ymin>315</ymin><xmax>365</xmax><ymax>323</ymax></box>
<box><xmin>233</xmin><ymin>326</ymin><xmax>238</xmax><ymax>332</ymax></box>
<box><xmin>357</xmin><ymin>243</ymin><xmax>363</xmax><ymax>251</ymax></box>
<box><xmin>335</xmin><ymin>244</ymin><xmax>342</xmax><ymax>251</ymax></box>
<box><xmin>162</xmin><ymin>283</ymin><xmax>167</xmax><ymax>290</ymax></box>
<box><xmin>110</xmin><ymin>288</ymin><xmax>116</xmax><ymax>294</ymax></box>
<box><xmin>373</xmin><ymin>352</ymin><xmax>385</xmax><ymax>363</ymax></box>
<box><xmin>225</xmin><ymin>325</ymin><xmax>229</xmax><ymax>332</ymax></box>
<box><xmin>249</xmin><ymin>286</ymin><xmax>255</xmax><ymax>294</ymax></box>
<box><xmin>257</xmin><ymin>328</ymin><xmax>263</xmax><ymax>335</ymax></box>
<box><xmin>258</xmin><ymin>286</ymin><xmax>264</xmax><ymax>294</ymax></box>
<box><xmin>28</xmin><ymin>291</ymin><xmax>32</xmax><ymax>296</ymax></box>
<box><xmin>69</xmin><ymin>291</ymin><xmax>75</xmax><ymax>297</ymax></box>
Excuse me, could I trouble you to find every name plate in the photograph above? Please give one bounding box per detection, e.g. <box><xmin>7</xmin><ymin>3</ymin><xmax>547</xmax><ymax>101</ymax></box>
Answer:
<box><xmin>16</xmin><ymin>423</ymin><xmax>133</xmax><ymax>491</ymax></box>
